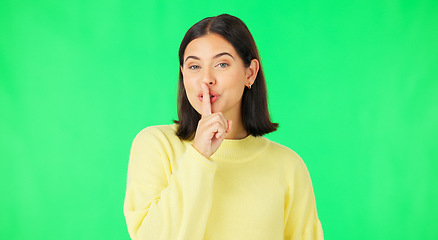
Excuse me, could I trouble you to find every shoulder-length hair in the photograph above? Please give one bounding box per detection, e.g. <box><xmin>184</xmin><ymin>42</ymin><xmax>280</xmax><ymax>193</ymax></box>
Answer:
<box><xmin>175</xmin><ymin>14</ymin><xmax>278</xmax><ymax>140</ymax></box>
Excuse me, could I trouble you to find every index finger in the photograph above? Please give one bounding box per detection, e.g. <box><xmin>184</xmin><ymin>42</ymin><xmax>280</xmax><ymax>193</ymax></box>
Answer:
<box><xmin>201</xmin><ymin>82</ymin><xmax>211</xmax><ymax>116</ymax></box>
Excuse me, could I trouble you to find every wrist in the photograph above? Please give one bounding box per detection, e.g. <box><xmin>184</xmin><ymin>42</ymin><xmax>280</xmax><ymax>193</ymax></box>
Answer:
<box><xmin>192</xmin><ymin>143</ymin><xmax>210</xmax><ymax>158</ymax></box>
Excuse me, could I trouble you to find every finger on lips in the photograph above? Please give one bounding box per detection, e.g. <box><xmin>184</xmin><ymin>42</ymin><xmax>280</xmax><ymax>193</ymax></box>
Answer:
<box><xmin>201</xmin><ymin>83</ymin><xmax>211</xmax><ymax>116</ymax></box>
<box><xmin>200</xmin><ymin>83</ymin><xmax>231</xmax><ymax>141</ymax></box>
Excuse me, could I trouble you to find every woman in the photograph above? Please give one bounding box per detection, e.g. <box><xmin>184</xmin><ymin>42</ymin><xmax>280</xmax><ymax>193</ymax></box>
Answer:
<box><xmin>124</xmin><ymin>14</ymin><xmax>323</xmax><ymax>240</ymax></box>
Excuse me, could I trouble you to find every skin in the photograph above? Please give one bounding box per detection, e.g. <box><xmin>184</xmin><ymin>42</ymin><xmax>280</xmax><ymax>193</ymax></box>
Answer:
<box><xmin>181</xmin><ymin>33</ymin><xmax>259</xmax><ymax>158</ymax></box>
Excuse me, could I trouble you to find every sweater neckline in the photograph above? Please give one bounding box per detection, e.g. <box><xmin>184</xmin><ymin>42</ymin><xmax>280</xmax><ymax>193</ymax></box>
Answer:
<box><xmin>171</xmin><ymin>124</ymin><xmax>269</xmax><ymax>161</ymax></box>
<box><xmin>210</xmin><ymin>134</ymin><xmax>269</xmax><ymax>161</ymax></box>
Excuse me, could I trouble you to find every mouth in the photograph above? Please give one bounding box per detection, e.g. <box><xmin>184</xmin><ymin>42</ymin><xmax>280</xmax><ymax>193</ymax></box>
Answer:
<box><xmin>198</xmin><ymin>92</ymin><xmax>220</xmax><ymax>103</ymax></box>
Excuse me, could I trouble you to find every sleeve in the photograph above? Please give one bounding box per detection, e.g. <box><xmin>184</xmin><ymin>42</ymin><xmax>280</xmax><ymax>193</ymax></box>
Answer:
<box><xmin>123</xmin><ymin>127</ymin><xmax>217</xmax><ymax>240</ymax></box>
<box><xmin>284</xmin><ymin>158</ymin><xmax>323</xmax><ymax>240</ymax></box>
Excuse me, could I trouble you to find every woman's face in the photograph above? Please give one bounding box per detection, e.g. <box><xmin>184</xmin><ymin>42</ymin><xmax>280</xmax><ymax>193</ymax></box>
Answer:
<box><xmin>181</xmin><ymin>33</ymin><xmax>257</xmax><ymax>121</ymax></box>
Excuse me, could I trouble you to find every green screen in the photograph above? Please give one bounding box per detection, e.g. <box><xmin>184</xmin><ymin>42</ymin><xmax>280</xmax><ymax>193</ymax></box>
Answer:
<box><xmin>1</xmin><ymin>0</ymin><xmax>437</xmax><ymax>239</ymax></box>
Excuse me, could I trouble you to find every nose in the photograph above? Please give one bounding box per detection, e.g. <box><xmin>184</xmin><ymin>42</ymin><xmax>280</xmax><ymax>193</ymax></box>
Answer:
<box><xmin>201</xmin><ymin>68</ymin><xmax>216</xmax><ymax>85</ymax></box>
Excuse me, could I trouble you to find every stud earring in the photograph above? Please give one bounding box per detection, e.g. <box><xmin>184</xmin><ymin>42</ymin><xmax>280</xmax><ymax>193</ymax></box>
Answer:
<box><xmin>248</xmin><ymin>84</ymin><xmax>252</xmax><ymax>89</ymax></box>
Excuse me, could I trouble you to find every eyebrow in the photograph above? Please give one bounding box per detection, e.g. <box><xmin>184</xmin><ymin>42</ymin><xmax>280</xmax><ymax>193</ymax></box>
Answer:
<box><xmin>213</xmin><ymin>52</ymin><xmax>234</xmax><ymax>59</ymax></box>
<box><xmin>184</xmin><ymin>52</ymin><xmax>234</xmax><ymax>63</ymax></box>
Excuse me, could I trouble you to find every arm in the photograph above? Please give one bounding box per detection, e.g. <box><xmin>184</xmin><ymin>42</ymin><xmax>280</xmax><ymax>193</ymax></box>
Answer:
<box><xmin>123</xmin><ymin>127</ymin><xmax>217</xmax><ymax>240</ymax></box>
<box><xmin>284</xmin><ymin>159</ymin><xmax>323</xmax><ymax>240</ymax></box>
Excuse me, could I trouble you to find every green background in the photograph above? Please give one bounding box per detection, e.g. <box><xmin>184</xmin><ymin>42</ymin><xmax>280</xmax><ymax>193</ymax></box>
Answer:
<box><xmin>1</xmin><ymin>0</ymin><xmax>437</xmax><ymax>239</ymax></box>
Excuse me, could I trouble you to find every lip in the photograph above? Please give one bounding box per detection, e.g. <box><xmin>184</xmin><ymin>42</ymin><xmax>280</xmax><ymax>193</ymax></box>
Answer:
<box><xmin>198</xmin><ymin>91</ymin><xmax>220</xmax><ymax>103</ymax></box>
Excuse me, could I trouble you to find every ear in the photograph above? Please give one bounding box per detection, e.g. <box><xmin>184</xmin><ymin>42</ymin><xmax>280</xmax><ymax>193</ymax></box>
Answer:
<box><xmin>246</xmin><ymin>59</ymin><xmax>259</xmax><ymax>86</ymax></box>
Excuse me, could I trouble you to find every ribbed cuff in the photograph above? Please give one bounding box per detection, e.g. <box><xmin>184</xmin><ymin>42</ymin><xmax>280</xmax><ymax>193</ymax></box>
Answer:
<box><xmin>183</xmin><ymin>144</ymin><xmax>217</xmax><ymax>175</ymax></box>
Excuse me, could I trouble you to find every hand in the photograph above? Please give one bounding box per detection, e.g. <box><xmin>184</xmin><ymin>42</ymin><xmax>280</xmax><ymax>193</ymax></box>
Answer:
<box><xmin>192</xmin><ymin>83</ymin><xmax>232</xmax><ymax>158</ymax></box>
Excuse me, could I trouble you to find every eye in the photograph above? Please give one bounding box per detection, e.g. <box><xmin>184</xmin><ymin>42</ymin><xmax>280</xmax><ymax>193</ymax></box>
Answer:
<box><xmin>189</xmin><ymin>65</ymin><xmax>200</xmax><ymax>70</ymax></box>
<box><xmin>217</xmin><ymin>63</ymin><xmax>229</xmax><ymax>68</ymax></box>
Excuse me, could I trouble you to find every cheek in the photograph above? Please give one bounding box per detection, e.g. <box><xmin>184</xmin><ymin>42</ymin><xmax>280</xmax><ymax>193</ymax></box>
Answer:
<box><xmin>182</xmin><ymin>72</ymin><xmax>198</xmax><ymax>91</ymax></box>
<box><xmin>183</xmin><ymin>79</ymin><xmax>201</xmax><ymax>112</ymax></box>
<box><xmin>223</xmin><ymin>72</ymin><xmax>246</xmax><ymax>94</ymax></box>
<box><xmin>183</xmin><ymin>79</ymin><xmax>194</xmax><ymax>99</ymax></box>
<box><xmin>231</xmin><ymin>85</ymin><xmax>246</xmax><ymax>102</ymax></box>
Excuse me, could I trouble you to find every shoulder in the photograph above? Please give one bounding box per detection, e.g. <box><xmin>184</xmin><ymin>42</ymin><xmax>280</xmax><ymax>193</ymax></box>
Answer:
<box><xmin>265</xmin><ymin>139</ymin><xmax>315</xmax><ymax>189</ymax></box>
<box><xmin>134</xmin><ymin>124</ymin><xmax>177</xmax><ymax>139</ymax></box>
<box><xmin>263</xmin><ymin>138</ymin><xmax>311</xmax><ymax>176</ymax></box>
<box><xmin>265</xmin><ymin>139</ymin><xmax>304</xmax><ymax>165</ymax></box>
<box><xmin>132</xmin><ymin>124</ymin><xmax>180</xmax><ymax>146</ymax></box>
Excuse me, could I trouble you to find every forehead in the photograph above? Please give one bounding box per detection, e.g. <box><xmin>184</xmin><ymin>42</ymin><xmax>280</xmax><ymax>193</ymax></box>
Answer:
<box><xmin>184</xmin><ymin>33</ymin><xmax>237</xmax><ymax>59</ymax></box>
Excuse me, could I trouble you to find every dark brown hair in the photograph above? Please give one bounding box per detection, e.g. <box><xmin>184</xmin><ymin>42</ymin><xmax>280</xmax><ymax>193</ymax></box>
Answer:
<box><xmin>175</xmin><ymin>14</ymin><xmax>278</xmax><ymax>140</ymax></box>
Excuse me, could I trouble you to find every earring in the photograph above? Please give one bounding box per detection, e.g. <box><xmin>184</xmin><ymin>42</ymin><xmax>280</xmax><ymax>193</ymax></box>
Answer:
<box><xmin>248</xmin><ymin>84</ymin><xmax>252</xmax><ymax>89</ymax></box>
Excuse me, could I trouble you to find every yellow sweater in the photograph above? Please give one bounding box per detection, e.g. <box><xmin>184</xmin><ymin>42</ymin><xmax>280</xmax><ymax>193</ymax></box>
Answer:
<box><xmin>124</xmin><ymin>125</ymin><xmax>323</xmax><ymax>240</ymax></box>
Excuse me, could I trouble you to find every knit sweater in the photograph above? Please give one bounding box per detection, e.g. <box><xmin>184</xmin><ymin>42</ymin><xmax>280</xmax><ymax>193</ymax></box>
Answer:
<box><xmin>124</xmin><ymin>124</ymin><xmax>323</xmax><ymax>240</ymax></box>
